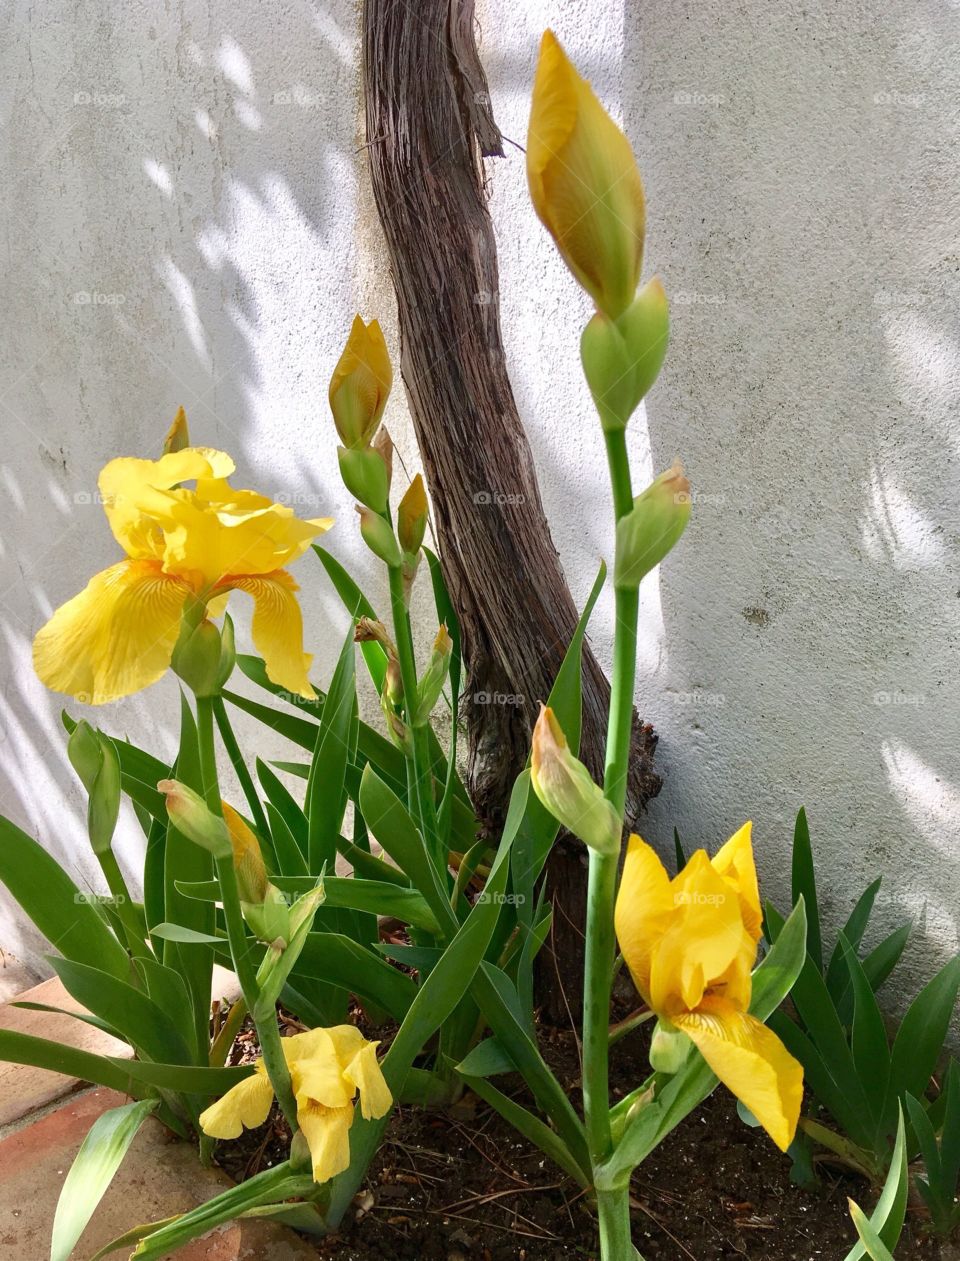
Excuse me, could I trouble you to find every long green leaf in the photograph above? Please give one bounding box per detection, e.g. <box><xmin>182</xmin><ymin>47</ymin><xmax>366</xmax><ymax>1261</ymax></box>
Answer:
<box><xmin>791</xmin><ymin>807</ymin><xmax>822</xmax><ymax>971</ymax></box>
<box><xmin>306</xmin><ymin>626</ymin><xmax>356</xmax><ymax>873</ymax></box>
<box><xmin>51</xmin><ymin>1098</ymin><xmax>159</xmax><ymax>1261</ymax></box>
<box><xmin>0</xmin><ymin>816</ymin><xmax>130</xmax><ymax>981</ymax></box>
<box><xmin>843</xmin><ymin>1107</ymin><xmax>909</xmax><ymax>1260</ymax></box>
<box><xmin>885</xmin><ymin>955</ymin><xmax>960</xmax><ymax>1117</ymax></box>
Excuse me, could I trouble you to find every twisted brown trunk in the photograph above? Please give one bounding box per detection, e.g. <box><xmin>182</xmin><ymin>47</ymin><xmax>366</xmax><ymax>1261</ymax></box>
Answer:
<box><xmin>361</xmin><ymin>0</ymin><xmax>660</xmax><ymax>1020</ymax></box>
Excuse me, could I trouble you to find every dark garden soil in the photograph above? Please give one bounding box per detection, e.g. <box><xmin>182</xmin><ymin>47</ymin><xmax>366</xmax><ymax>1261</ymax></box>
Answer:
<box><xmin>218</xmin><ymin>1012</ymin><xmax>953</xmax><ymax>1261</ymax></box>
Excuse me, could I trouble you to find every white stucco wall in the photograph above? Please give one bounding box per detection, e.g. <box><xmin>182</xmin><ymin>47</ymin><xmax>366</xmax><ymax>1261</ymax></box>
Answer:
<box><xmin>0</xmin><ymin>0</ymin><xmax>956</xmax><ymax>1018</ymax></box>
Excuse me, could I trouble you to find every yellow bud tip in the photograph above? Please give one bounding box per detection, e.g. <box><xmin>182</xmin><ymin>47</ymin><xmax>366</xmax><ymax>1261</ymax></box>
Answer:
<box><xmin>531</xmin><ymin>704</ymin><xmax>567</xmax><ymax>774</ymax></box>
<box><xmin>434</xmin><ymin>624</ymin><xmax>453</xmax><ymax>655</ymax></box>
<box><xmin>163</xmin><ymin>406</ymin><xmax>190</xmax><ymax>454</ymax></box>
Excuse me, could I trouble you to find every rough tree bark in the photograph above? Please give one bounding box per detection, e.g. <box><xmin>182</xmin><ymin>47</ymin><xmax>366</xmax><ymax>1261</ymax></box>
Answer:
<box><xmin>362</xmin><ymin>0</ymin><xmax>660</xmax><ymax>1020</ymax></box>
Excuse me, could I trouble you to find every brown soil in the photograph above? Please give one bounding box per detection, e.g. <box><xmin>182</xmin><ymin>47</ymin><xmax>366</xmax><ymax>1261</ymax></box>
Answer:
<box><xmin>216</xmin><ymin>1013</ymin><xmax>951</xmax><ymax>1260</ymax></box>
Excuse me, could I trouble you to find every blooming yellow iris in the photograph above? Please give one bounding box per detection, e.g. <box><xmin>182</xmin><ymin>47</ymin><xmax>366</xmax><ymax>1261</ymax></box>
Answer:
<box><xmin>614</xmin><ymin>823</ymin><xmax>803</xmax><ymax>1152</ymax></box>
<box><xmin>199</xmin><ymin>1026</ymin><xmax>392</xmax><ymax>1183</ymax></box>
<box><xmin>33</xmin><ymin>445</ymin><xmax>331</xmax><ymax>704</ymax></box>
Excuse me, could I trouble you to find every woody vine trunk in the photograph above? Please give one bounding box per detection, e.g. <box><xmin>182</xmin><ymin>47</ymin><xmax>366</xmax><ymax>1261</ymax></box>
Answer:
<box><xmin>361</xmin><ymin>0</ymin><xmax>660</xmax><ymax>1018</ymax></box>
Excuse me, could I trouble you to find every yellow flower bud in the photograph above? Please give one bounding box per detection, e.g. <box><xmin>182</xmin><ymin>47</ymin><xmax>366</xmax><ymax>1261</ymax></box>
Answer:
<box><xmin>581</xmin><ymin>278</ymin><xmax>669</xmax><ymax>431</ymax></box>
<box><xmin>222</xmin><ymin>802</ymin><xmax>270</xmax><ymax>905</ymax></box>
<box><xmin>329</xmin><ymin>316</ymin><xmax>392</xmax><ymax>449</ymax></box>
<box><xmin>158</xmin><ymin>780</ymin><xmax>232</xmax><ymax>858</ymax></box>
<box><xmin>397</xmin><ymin>474</ymin><xmax>428</xmax><ymax>556</ymax></box>
<box><xmin>530</xmin><ymin>705</ymin><xmax>621</xmax><ymax>855</ymax></box>
<box><xmin>163</xmin><ymin>406</ymin><xmax>190</xmax><ymax>454</ymax></box>
<box><xmin>372</xmin><ymin>427</ymin><xmax>394</xmax><ymax>490</ymax></box>
<box><xmin>614</xmin><ymin>462</ymin><xmax>691</xmax><ymax>590</ymax></box>
<box><xmin>527</xmin><ymin>30</ymin><xmax>645</xmax><ymax>319</ymax></box>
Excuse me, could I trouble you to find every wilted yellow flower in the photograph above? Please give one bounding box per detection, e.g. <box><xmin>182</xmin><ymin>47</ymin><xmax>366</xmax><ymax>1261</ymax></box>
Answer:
<box><xmin>329</xmin><ymin>316</ymin><xmax>393</xmax><ymax>449</ymax></box>
<box><xmin>614</xmin><ymin>824</ymin><xmax>803</xmax><ymax>1152</ymax></box>
<box><xmin>33</xmin><ymin>446</ymin><xmax>331</xmax><ymax>704</ymax></box>
<box><xmin>200</xmin><ymin>1026</ymin><xmax>392</xmax><ymax>1183</ymax></box>
<box><xmin>531</xmin><ymin>705</ymin><xmax>621</xmax><ymax>854</ymax></box>
<box><xmin>527</xmin><ymin>30</ymin><xmax>645</xmax><ymax>319</ymax></box>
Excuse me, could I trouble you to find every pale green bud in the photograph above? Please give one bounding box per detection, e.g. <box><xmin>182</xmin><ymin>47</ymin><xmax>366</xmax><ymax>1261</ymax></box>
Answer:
<box><xmin>614</xmin><ymin>462</ymin><xmax>691</xmax><ymax>590</ymax></box>
<box><xmin>649</xmin><ymin>1020</ymin><xmax>691</xmax><ymax>1074</ymax></box>
<box><xmin>530</xmin><ymin>705</ymin><xmax>621</xmax><ymax>855</ymax></box>
<box><xmin>338</xmin><ymin>445</ymin><xmax>390</xmax><ymax>514</ymax></box>
<box><xmin>157</xmin><ymin>780</ymin><xmax>232</xmax><ymax>858</ymax></box>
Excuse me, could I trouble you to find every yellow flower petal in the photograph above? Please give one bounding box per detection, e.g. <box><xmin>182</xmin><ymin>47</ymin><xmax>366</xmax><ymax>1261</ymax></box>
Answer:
<box><xmin>674</xmin><ymin>998</ymin><xmax>803</xmax><ymax>1152</ymax></box>
<box><xmin>296</xmin><ymin>1100</ymin><xmax>355</xmax><ymax>1183</ymax></box>
<box><xmin>98</xmin><ymin>449</ymin><xmax>235</xmax><ymax>560</ymax></box>
<box><xmin>650</xmin><ymin>851</ymin><xmax>748</xmax><ymax>1013</ymax></box>
<box><xmin>614</xmin><ymin>834</ymin><xmax>674</xmax><ymax>1003</ymax></box>
<box><xmin>342</xmin><ymin>1040</ymin><xmax>392</xmax><ymax>1120</ymax></box>
<box><xmin>225</xmin><ymin>571</ymin><xmax>315</xmax><ymax>699</ymax></box>
<box><xmin>199</xmin><ymin>1066</ymin><xmax>275</xmax><ymax>1139</ymax></box>
<box><xmin>527</xmin><ymin>30</ymin><xmax>645</xmax><ymax>319</ymax></box>
<box><xmin>287</xmin><ymin>1028</ymin><xmax>355</xmax><ymax>1110</ymax></box>
<box><xmin>712</xmin><ymin>821</ymin><xmax>763</xmax><ymax>941</ymax></box>
<box><xmin>33</xmin><ymin>559</ymin><xmax>192</xmax><ymax>704</ymax></box>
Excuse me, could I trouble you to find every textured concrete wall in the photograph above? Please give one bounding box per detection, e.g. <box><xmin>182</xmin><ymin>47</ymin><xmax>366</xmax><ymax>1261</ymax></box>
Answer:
<box><xmin>1</xmin><ymin>0</ymin><xmax>957</xmax><ymax>1018</ymax></box>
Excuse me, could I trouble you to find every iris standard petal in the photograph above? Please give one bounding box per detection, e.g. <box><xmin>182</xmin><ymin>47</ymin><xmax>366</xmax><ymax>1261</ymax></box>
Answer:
<box><xmin>296</xmin><ymin>1101</ymin><xmax>355</xmax><ymax>1183</ymax></box>
<box><xmin>675</xmin><ymin>998</ymin><xmax>803</xmax><ymax>1152</ymax></box>
<box><xmin>342</xmin><ymin>1041</ymin><xmax>392</xmax><ymax>1120</ymax></box>
<box><xmin>198</xmin><ymin>1068</ymin><xmax>275</xmax><ymax>1139</ymax></box>
<box><xmin>711</xmin><ymin>821</ymin><xmax>763</xmax><ymax>941</ymax></box>
<box><xmin>614</xmin><ymin>834</ymin><xmax>675</xmax><ymax>1002</ymax></box>
<box><xmin>225</xmin><ymin>571</ymin><xmax>315</xmax><ymax>699</ymax></box>
<box><xmin>33</xmin><ymin>559</ymin><xmax>192</xmax><ymax>704</ymax></box>
<box><xmin>288</xmin><ymin>1029</ymin><xmax>355</xmax><ymax>1111</ymax></box>
<box><xmin>649</xmin><ymin>851</ymin><xmax>747</xmax><ymax>1013</ymax></box>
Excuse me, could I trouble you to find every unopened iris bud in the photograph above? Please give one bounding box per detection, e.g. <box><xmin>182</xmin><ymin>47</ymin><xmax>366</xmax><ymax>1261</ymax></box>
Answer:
<box><xmin>531</xmin><ymin>705</ymin><xmax>621</xmax><ymax>855</ymax></box>
<box><xmin>356</xmin><ymin>506</ymin><xmax>403</xmax><ymax>568</ymax></box>
<box><xmin>649</xmin><ymin>1020</ymin><xmax>691</xmax><ymax>1074</ymax></box>
<box><xmin>68</xmin><ymin>720</ymin><xmax>121</xmax><ymax>855</ymax></box>
<box><xmin>397</xmin><ymin>474</ymin><xmax>428</xmax><ymax>556</ymax></box>
<box><xmin>614</xmin><ymin>462</ymin><xmax>691</xmax><ymax>590</ymax></box>
<box><xmin>222</xmin><ymin>802</ymin><xmax>269</xmax><ymax>905</ymax></box>
<box><xmin>414</xmin><ymin>625</ymin><xmax>452</xmax><ymax>725</ymax></box>
<box><xmin>171</xmin><ymin>597</ymin><xmax>234</xmax><ymax>697</ymax></box>
<box><xmin>162</xmin><ymin>406</ymin><xmax>190</xmax><ymax>454</ymax></box>
<box><xmin>158</xmin><ymin>780</ymin><xmax>232</xmax><ymax>858</ymax></box>
<box><xmin>581</xmin><ymin>278</ymin><xmax>669</xmax><ymax>431</ymax></box>
<box><xmin>527</xmin><ymin>30</ymin><xmax>645</xmax><ymax>320</ymax></box>
<box><xmin>337</xmin><ymin>445</ymin><xmax>390</xmax><ymax>515</ymax></box>
<box><xmin>329</xmin><ymin>316</ymin><xmax>392</xmax><ymax>449</ymax></box>
<box><xmin>384</xmin><ymin>656</ymin><xmax>403</xmax><ymax>707</ymax></box>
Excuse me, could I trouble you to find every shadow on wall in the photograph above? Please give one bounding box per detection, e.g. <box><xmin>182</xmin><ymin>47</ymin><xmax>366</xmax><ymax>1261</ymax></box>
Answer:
<box><xmin>0</xmin><ymin>1</ymin><xmax>380</xmax><ymax>972</ymax></box>
<box><xmin>625</xmin><ymin>0</ymin><xmax>960</xmax><ymax>1017</ymax></box>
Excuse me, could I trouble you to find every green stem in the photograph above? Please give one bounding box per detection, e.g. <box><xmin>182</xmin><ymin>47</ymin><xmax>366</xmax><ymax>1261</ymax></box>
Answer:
<box><xmin>97</xmin><ymin>848</ymin><xmax>151</xmax><ymax>960</ymax></box>
<box><xmin>596</xmin><ymin>1187</ymin><xmax>637</xmax><ymax>1259</ymax></box>
<box><xmin>387</xmin><ymin>565</ymin><xmax>442</xmax><ymax>866</ymax></box>
<box><xmin>581</xmin><ymin>424</ymin><xmax>640</xmax><ymax>1254</ymax></box>
<box><xmin>196</xmin><ymin>695</ymin><xmax>299</xmax><ymax>1130</ymax></box>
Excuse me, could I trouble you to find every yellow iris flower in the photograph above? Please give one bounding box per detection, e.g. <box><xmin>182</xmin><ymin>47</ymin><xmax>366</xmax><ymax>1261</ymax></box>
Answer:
<box><xmin>614</xmin><ymin>823</ymin><xmax>803</xmax><ymax>1152</ymax></box>
<box><xmin>199</xmin><ymin>1025</ymin><xmax>392</xmax><ymax>1183</ymax></box>
<box><xmin>33</xmin><ymin>445</ymin><xmax>331</xmax><ymax>704</ymax></box>
<box><xmin>527</xmin><ymin>30</ymin><xmax>646</xmax><ymax>320</ymax></box>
